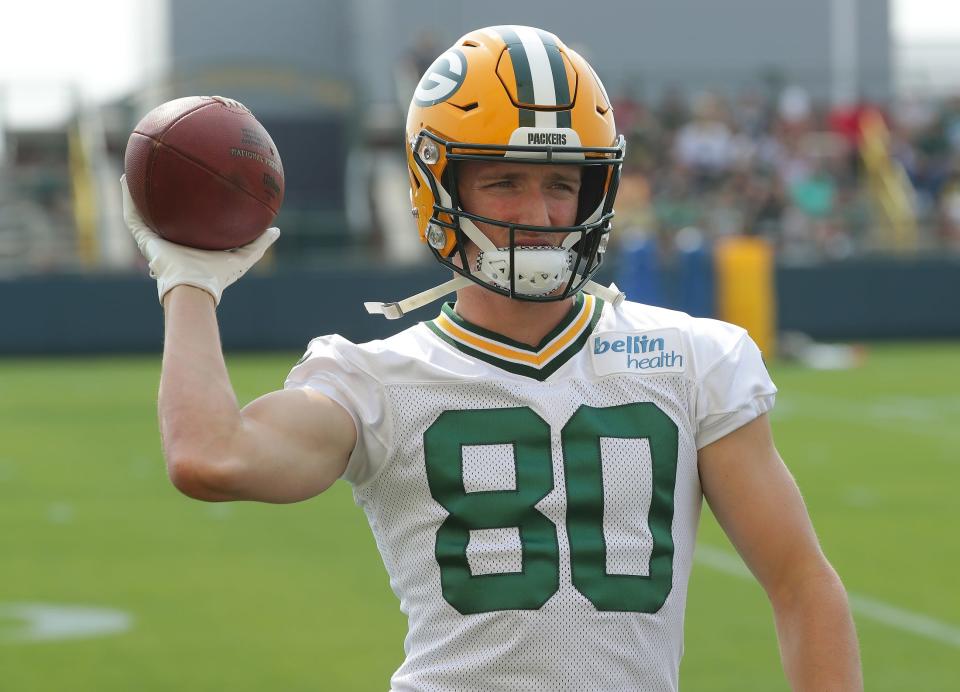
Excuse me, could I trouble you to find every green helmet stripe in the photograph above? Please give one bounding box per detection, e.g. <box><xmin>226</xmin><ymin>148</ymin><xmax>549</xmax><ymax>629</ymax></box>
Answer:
<box><xmin>493</xmin><ymin>26</ymin><xmax>536</xmax><ymax>128</ymax></box>
<box><xmin>536</xmin><ymin>29</ymin><xmax>572</xmax><ymax>128</ymax></box>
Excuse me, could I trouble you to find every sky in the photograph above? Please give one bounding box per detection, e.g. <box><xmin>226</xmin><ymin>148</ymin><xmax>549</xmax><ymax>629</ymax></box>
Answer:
<box><xmin>0</xmin><ymin>0</ymin><xmax>163</xmax><ymax>127</ymax></box>
<box><xmin>891</xmin><ymin>0</ymin><xmax>960</xmax><ymax>42</ymax></box>
<box><xmin>0</xmin><ymin>0</ymin><xmax>959</xmax><ymax>127</ymax></box>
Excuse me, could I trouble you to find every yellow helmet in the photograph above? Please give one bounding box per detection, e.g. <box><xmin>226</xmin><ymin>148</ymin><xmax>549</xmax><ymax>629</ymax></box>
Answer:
<box><xmin>367</xmin><ymin>26</ymin><xmax>625</xmax><ymax>318</ymax></box>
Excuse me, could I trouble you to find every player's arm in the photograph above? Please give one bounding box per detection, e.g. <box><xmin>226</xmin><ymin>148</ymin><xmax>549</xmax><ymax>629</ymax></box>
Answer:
<box><xmin>698</xmin><ymin>414</ymin><xmax>863</xmax><ymax>692</ymax></box>
<box><xmin>159</xmin><ymin>286</ymin><xmax>354</xmax><ymax>503</ymax></box>
<box><xmin>121</xmin><ymin>176</ymin><xmax>354</xmax><ymax>503</ymax></box>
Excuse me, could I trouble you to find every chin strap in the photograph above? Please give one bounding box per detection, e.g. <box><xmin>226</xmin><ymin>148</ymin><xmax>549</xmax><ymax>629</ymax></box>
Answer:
<box><xmin>365</xmin><ymin>276</ymin><xmax>625</xmax><ymax>320</ymax></box>
<box><xmin>365</xmin><ymin>275</ymin><xmax>473</xmax><ymax>319</ymax></box>
<box><xmin>583</xmin><ymin>280</ymin><xmax>625</xmax><ymax>307</ymax></box>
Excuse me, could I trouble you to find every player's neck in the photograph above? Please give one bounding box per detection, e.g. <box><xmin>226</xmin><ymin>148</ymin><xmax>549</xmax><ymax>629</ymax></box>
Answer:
<box><xmin>452</xmin><ymin>287</ymin><xmax>576</xmax><ymax>347</ymax></box>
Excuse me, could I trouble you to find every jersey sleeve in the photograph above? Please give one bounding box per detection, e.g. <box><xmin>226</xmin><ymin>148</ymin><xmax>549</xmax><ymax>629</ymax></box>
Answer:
<box><xmin>693</xmin><ymin>322</ymin><xmax>777</xmax><ymax>448</ymax></box>
<box><xmin>284</xmin><ymin>335</ymin><xmax>391</xmax><ymax>486</ymax></box>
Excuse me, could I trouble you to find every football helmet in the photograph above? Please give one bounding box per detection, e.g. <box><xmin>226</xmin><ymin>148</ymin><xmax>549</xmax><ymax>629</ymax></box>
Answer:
<box><xmin>366</xmin><ymin>25</ymin><xmax>625</xmax><ymax>318</ymax></box>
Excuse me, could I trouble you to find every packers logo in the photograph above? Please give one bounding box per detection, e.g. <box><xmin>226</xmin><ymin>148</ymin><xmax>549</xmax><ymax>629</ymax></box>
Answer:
<box><xmin>414</xmin><ymin>49</ymin><xmax>467</xmax><ymax>107</ymax></box>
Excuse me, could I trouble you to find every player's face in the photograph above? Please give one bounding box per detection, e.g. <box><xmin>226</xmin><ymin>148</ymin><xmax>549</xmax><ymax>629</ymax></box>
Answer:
<box><xmin>457</xmin><ymin>160</ymin><xmax>582</xmax><ymax>249</ymax></box>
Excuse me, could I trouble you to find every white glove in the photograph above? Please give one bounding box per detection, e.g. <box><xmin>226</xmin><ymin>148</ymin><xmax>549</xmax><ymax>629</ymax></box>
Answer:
<box><xmin>121</xmin><ymin>175</ymin><xmax>280</xmax><ymax>305</ymax></box>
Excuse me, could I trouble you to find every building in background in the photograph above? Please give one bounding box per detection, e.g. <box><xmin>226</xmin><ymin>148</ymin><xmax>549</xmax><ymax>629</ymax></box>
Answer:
<box><xmin>350</xmin><ymin>0</ymin><xmax>891</xmax><ymax>107</ymax></box>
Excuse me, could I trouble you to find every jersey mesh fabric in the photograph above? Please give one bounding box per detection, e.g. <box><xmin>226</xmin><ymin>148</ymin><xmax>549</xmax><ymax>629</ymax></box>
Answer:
<box><xmin>285</xmin><ymin>299</ymin><xmax>777</xmax><ymax>692</ymax></box>
<box><xmin>599</xmin><ymin>437</ymin><xmax>654</xmax><ymax>575</ymax></box>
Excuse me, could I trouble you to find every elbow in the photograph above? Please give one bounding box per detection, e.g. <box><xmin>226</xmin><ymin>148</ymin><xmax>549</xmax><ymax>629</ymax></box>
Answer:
<box><xmin>768</xmin><ymin>557</ymin><xmax>847</xmax><ymax>611</ymax></box>
<box><xmin>166</xmin><ymin>454</ymin><xmax>241</xmax><ymax>502</ymax></box>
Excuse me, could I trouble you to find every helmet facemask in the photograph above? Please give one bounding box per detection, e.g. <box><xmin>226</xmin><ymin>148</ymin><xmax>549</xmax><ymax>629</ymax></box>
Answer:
<box><xmin>411</xmin><ymin>129</ymin><xmax>625</xmax><ymax>303</ymax></box>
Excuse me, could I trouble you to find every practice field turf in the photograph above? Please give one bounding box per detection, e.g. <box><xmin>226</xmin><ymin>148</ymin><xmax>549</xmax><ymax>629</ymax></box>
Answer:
<box><xmin>1</xmin><ymin>342</ymin><xmax>957</xmax><ymax>690</ymax></box>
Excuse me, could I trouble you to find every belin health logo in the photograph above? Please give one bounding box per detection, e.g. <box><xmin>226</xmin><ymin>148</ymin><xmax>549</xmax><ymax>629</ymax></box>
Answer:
<box><xmin>592</xmin><ymin>332</ymin><xmax>684</xmax><ymax>372</ymax></box>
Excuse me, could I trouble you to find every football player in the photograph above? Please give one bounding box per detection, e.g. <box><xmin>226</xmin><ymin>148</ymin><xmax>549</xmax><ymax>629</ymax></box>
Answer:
<box><xmin>124</xmin><ymin>25</ymin><xmax>862</xmax><ymax>692</ymax></box>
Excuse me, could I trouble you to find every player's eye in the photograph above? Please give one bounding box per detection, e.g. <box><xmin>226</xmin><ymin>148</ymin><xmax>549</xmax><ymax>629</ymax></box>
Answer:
<box><xmin>550</xmin><ymin>181</ymin><xmax>579</xmax><ymax>194</ymax></box>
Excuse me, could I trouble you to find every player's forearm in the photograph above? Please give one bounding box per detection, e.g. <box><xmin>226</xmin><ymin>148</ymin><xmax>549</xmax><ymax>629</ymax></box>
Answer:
<box><xmin>771</xmin><ymin>563</ymin><xmax>863</xmax><ymax>691</ymax></box>
<box><xmin>158</xmin><ymin>285</ymin><xmax>243</xmax><ymax>495</ymax></box>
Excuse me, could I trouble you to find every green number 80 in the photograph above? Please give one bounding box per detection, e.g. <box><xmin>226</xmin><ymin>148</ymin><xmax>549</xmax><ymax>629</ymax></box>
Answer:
<box><xmin>424</xmin><ymin>402</ymin><xmax>679</xmax><ymax>614</ymax></box>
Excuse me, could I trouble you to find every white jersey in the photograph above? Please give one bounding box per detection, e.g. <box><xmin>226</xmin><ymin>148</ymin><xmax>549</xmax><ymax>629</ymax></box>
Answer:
<box><xmin>285</xmin><ymin>294</ymin><xmax>776</xmax><ymax>692</ymax></box>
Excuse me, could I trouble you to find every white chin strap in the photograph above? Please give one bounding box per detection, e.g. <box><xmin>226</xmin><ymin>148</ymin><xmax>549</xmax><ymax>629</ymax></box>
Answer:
<box><xmin>365</xmin><ymin>275</ymin><xmax>474</xmax><ymax>320</ymax></box>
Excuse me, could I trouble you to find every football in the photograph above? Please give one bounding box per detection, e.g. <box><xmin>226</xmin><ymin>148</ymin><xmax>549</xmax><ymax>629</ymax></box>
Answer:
<box><xmin>124</xmin><ymin>95</ymin><xmax>284</xmax><ymax>250</ymax></box>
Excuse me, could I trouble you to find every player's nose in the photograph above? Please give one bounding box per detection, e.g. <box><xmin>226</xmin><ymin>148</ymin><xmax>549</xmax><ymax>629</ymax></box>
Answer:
<box><xmin>513</xmin><ymin>188</ymin><xmax>552</xmax><ymax>228</ymax></box>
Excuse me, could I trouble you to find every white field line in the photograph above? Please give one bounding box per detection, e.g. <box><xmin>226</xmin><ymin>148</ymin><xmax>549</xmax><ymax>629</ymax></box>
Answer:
<box><xmin>0</xmin><ymin>603</ymin><xmax>132</xmax><ymax>643</ymax></box>
<box><xmin>771</xmin><ymin>395</ymin><xmax>960</xmax><ymax>443</ymax></box>
<box><xmin>695</xmin><ymin>545</ymin><xmax>960</xmax><ymax>649</ymax></box>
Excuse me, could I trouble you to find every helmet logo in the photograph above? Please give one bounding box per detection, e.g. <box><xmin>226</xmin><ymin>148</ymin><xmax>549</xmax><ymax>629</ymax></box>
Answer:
<box><xmin>414</xmin><ymin>49</ymin><xmax>467</xmax><ymax>107</ymax></box>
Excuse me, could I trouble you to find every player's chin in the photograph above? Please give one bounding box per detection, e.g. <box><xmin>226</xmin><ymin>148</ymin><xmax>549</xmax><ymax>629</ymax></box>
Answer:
<box><xmin>505</xmin><ymin>279</ymin><xmax>569</xmax><ymax>301</ymax></box>
<box><xmin>539</xmin><ymin>284</ymin><xmax>570</xmax><ymax>299</ymax></box>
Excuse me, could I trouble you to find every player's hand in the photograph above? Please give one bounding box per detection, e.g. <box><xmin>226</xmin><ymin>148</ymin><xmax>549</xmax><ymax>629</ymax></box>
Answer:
<box><xmin>121</xmin><ymin>175</ymin><xmax>280</xmax><ymax>305</ymax></box>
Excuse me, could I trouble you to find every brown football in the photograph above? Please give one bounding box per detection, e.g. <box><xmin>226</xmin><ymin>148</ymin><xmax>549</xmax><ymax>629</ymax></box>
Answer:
<box><xmin>124</xmin><ymin>96</ymin><xmax>284</xmax><ymax>250</ymax></box>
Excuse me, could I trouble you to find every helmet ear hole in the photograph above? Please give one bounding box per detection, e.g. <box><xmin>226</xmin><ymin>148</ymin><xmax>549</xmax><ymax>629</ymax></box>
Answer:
<box><xmin>441</xmin><ymin>159</ymin><xmax>467</xmax><ymax>216</ymax></box>
<box><xmin>440</xmin><ymin>163</ymin><xmax>455</xmax><ymax>205</ymax></box>
<box><xmin>577</xmin><ymin>166</ymin><xmax>607</xmax><ymax>224</ymax></box>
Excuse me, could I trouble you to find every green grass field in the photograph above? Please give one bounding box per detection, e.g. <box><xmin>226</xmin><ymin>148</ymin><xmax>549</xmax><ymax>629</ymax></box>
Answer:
<box><xmin>1</xmin><ymin>342</ymin><xmax>957</xmax><ymax>690</ymax></box>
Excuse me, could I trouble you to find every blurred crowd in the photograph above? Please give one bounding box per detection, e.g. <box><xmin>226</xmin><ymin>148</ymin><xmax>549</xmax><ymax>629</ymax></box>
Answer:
<box><xmin>4</xmin><ymin>80</ymin><xmax>960</xmax><ymax>278</ymax></box>
<box><xmin>610</xmin><ymin>85</ymin><xmax>960</xmax><ymax>261</ymax></box>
